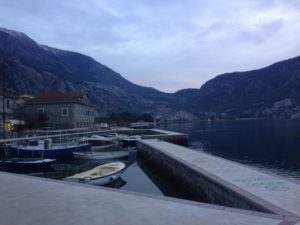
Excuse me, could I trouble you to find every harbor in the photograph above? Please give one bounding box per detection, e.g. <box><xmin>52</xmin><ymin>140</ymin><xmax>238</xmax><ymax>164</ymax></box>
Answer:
<box><xmin>2</xmin><ymin>2</ymin><xmax>300</xmax><ymax>224</ymax></box>
<box><xmin>0</xmin><ymin>127</ymin><xmax>300</xmax><ymax>224</ymax></box>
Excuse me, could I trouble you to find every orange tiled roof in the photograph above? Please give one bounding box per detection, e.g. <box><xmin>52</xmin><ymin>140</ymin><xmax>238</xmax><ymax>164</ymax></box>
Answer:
<box><xmin>25</xmin><ymin>91</ymin><xmax>85</xmax><ymax>104</ymax></box>
<box><xmin>65</xmin><ymin>92</ymin><xmax>85</xmax><ymax>100</ymax></box>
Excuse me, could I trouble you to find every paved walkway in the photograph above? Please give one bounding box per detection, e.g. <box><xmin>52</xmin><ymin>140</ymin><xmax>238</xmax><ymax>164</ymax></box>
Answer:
<box><xmin>0</xmin><ymin>172</ymin><xmax>285</xmax><ymax>225</ymax></box>
<box><xmin>139</xmin><ymin>139</ymin><xmax>300</xmax><ymax>222</ymax></box>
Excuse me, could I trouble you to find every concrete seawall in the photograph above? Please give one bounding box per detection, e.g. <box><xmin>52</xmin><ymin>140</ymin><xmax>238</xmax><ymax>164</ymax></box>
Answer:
<box><xmin>137</xmin><ymin>139</ymin><xmax>300</xmax><ymax>223</ymax></box>
<box><xmin>137</xmin><ymin>140</ymin><xmax>266</xmax><ymax>211</ymax></box>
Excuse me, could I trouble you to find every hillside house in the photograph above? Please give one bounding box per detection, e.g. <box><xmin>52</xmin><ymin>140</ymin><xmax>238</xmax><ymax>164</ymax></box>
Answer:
<box><xmin>24</xmin><ymin>91</ymin><xmax>97</xmax><ymax>129</ymax></box>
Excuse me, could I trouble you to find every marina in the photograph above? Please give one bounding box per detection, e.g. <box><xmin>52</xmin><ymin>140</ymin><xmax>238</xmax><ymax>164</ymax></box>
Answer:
<box><xmin>0</xmin><ymin>127</ymin><xmax>300</xmax><ymax>224</ymax></box>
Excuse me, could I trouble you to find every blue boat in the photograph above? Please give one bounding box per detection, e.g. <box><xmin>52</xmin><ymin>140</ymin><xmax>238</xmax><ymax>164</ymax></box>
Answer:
<box><xmin>7</xmin><ymin>139</ymin><xmax>91</xmax><ymax>159</ymax></box>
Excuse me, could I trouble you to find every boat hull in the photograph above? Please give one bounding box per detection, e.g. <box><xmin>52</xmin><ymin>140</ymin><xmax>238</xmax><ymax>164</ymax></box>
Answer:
<box><xmin>73</xmin><ymin>151</ymin><xmax>129</xmax><ymax>160</ymax></box>
<box><xmin>91</xmin><ymin>144</ymin><xmax>120</xmax><ymax>151</ymax></box>
<box><xmin>7</xmin><ymin>144</ymin><xmax>91</xmax><ymax>159</ymax></box>
<box><xmin>0</xmin><ymin>158</ymin><xmax>56</xmax><ymax>170</ymax></box>
<box><xmin>64</xmin><ymin>162</ymin><xmax>126</xmax><ymax>185</ymax></box>
<box><xmin>79</xmin><ymin>170</ymin><xmax>123</xmax><ymax>185</ymax></box>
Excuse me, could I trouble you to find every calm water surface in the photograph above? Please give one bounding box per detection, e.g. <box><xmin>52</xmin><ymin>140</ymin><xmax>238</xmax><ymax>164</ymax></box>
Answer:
<box><xmin>158</xmin><ymin>119</ymin><xmax>300</xmax><ymax>179</ymax></box>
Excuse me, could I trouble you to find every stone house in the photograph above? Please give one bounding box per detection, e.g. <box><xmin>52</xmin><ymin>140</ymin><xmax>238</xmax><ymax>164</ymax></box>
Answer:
<box><xmin>0</xmin><ymin>91</ymin><xmax>17</xmax><ymax>128</ymax></box>
<box><xmin>24</xmin><ymin>91</ymin><xmax>97</xmax><ymax>129</ymax></box>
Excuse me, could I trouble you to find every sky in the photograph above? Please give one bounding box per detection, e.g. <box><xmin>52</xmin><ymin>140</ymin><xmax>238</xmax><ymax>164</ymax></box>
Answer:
<box><xmin>1</xmin><ymin>0</ymin><xmax>300</xmax><ymax>93</ymax></box>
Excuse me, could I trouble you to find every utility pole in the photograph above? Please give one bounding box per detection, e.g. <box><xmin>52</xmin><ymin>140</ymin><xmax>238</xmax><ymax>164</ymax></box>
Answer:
<box><xmin>1</xmin><ymin>60</ymin><xmax>6</xmax><ymax>139</ymax></box>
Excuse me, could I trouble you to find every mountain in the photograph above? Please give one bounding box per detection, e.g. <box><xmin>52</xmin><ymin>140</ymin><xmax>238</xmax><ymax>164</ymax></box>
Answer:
<box><xmin>2</xmin><ymin>27</ymin><xmax>300</xmax><ymax>119</ymax></box>
<box><xmin>173</xmin><ymin>88</ymin><xmax>198</xmax><ymax>99</ymax></box>
<box><xmin>188</xmin><ymin>56</ymin><xmax>300</xmax><ymax>118</ymax></box>
<box><xmin>0</xmin><ymin>27</ymin><xmax>181</xmax><ymax>115</ymax></box>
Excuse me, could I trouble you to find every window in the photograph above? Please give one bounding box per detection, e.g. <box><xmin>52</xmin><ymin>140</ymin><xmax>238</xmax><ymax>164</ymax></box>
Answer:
<box><xmin>6</xmin><ymin>100</ymin><xmax>9</xmax><ymax>109</ymax></box>
<box><xmin>37</xmin><ymin>108</ymin><xmax>44</xmax><ymax>113</ymax></box>
<box><xmin>62</xmin><ymin>107</ymin><xmax>69</xmax><ymax>116</ymax></box>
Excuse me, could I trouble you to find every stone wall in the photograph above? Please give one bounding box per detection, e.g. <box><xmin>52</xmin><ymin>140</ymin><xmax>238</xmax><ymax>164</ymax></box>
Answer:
<box><xmin>137</xmin><ymin>141</ymin><xmax>270</xmax><ymax>213</ymax></box>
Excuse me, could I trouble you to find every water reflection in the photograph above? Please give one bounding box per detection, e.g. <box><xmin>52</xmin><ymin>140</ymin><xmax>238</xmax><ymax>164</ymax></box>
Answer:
<box><xmin>26</xmin><ymin>150</ymin><xmax>138</xmax><ymax>182</ymax></box>
<box><xmin>0</xmin><ymin>148</ymin><xmax>166</xmax><ymax>196</ymax></box>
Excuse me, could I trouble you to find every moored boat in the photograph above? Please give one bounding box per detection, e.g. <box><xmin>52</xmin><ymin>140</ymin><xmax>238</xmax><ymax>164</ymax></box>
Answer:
<box><xmin>64</xmin><ymin>162</ymin><xmax>126</xmax><ymax>185</ymax></box>
<box><xmin>73</xmin><ymin>150</ymin><xmax>129</xmax><ymax>160</ymax></box>
<box><xmin>0</xmin><ymin>158</ymin><xmax>56</xmax><ymax>170</ymax></box>
<box><xmin>7</xmin><ymin>139</ymin><xmax>91</xmax><ymax>159</ymax></box>
<box><xmin>91</xmin><ymin>144</ymin><xmax>119</xmax><ymax>151</ymax></box>
<box><xmin>119</xmin><ymin>135</ymin><xmax>141</xmax><ymax>147</ymax></box>
<box><xmin>78</xmin><ymin>135</ymin><xmax>115</xmax><ymax>146</ymax></box>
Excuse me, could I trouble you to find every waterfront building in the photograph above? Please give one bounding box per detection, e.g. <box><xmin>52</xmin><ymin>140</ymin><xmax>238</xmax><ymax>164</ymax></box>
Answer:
<box><xmin>0</xmin><ymin>91</ymin><xmax>17</xmax><ymax>128</ymax></box>
<box><xmin>24</xmin><ymin>91</ymin><xmax>97</xmax><ymax>129</ymax></box>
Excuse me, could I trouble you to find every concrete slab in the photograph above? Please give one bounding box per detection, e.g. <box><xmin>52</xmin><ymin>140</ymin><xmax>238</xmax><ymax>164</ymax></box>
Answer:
<box><xmin>138</xmin><ymin>139</ymin><xmax>300</xmax><ymax>219</ymax></box>
<box><xmin>0</xmin><ymin>172</ymin><xmax>285</xmax><ymax>225</ymax></box>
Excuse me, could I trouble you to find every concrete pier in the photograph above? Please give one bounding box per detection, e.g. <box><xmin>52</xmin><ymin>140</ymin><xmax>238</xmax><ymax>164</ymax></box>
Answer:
<box><xmin>0</xmin><ymin>172</ymin><xmax>287</xmax><ymax>225</ymax></box>
<box><xmin>0</xmin><ymin>128</ymin><xmax>188</xmax><ymax>156</ymax></box>
<box><xmin>0</xmin><ymin>128</ymin><xmax>188</xmax><ymax>145</ymax></box>
<box><xmin>137</xmin><ymin>139</ymin><xmax>300</xmax><ymax>223</ymax></box>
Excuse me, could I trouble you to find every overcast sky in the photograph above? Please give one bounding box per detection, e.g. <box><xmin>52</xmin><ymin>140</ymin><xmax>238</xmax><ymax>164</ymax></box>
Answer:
<box><xmin>1</xmin><ymin>0</ymin><xmax>300</xmax><ymax>92</ymax></box>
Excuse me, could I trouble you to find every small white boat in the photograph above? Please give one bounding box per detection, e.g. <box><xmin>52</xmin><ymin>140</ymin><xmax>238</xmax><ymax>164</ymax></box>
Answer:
<box><xmin>73</xmin><ymin>151</ymin><xmax>129</xmax><ymax>160</ymax></box>
<box><xmin>64</xmin><ymin>162</ymin><xmax>126</xmax><ymax>185</ymax></box>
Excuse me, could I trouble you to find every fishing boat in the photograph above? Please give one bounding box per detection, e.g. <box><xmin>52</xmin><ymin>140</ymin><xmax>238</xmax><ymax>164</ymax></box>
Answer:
<box><xmin>73</xmin><ymin>150</ymin><xmax>129</xmax><ymax>160</ymax></box>
<box><xmin>0</xmin><ymin>158</ymin><xmax>56</xmax><ymax>170</ymax></box>
<box><xmin>7</xmin><ymin>139</ymin><xmax>91</xmax><ymax>159</ymax></box>
<box><xmin>64</xmin><ymin>162</ymin><xmax>126</xmax><ymax>185</ymax></box>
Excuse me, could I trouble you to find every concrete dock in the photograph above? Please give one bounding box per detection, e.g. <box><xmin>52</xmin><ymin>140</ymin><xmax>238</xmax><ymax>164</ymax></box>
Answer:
<box><xmin>0</xmin><ymin>128</ymin><xmax>188</xmax><ymax>146</ymax></box>
<box><xmin>137</xmin><ymin>139</ymin><xmax>300</xmax><ymax>224</ymax></box>
<box><xmin>0</xmin><ymin>172</ymin><xmax>287</xmax><ymax>225</ymax></box>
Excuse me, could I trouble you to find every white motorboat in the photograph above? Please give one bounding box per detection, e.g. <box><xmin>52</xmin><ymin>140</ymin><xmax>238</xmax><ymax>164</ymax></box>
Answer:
<box><xmin>64</xmin><ymin>162</ymin><xmax>126</xmax><ymax>185</ymax></box>
<box><xmin>73</xmin><ymin>150</ymin><xmax>129</xmax><ymax>160</ymax></box>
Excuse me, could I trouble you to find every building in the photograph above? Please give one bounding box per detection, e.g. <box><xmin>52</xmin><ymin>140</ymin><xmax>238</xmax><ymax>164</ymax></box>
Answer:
<box><xmin>16</xmin><ymin>94</ymin><xmax>34</xmax><ymax>108</ymax></box>
<box><xmin>24</xmin><ymin>91</ymin><xmax>97</xmax><ymax>129</ymax></box>
<box><xmin>0</xmin><ymin>91</ymin><xmax>17</xmax><ymax>128</ymax></box>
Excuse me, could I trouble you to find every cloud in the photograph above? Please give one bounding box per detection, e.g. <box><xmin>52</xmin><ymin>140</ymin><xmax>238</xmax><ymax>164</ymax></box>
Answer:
<box><xmin>0</xmin><ymin>0</ymin><xmax>300</xmax><ymax>92</ymax></box>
